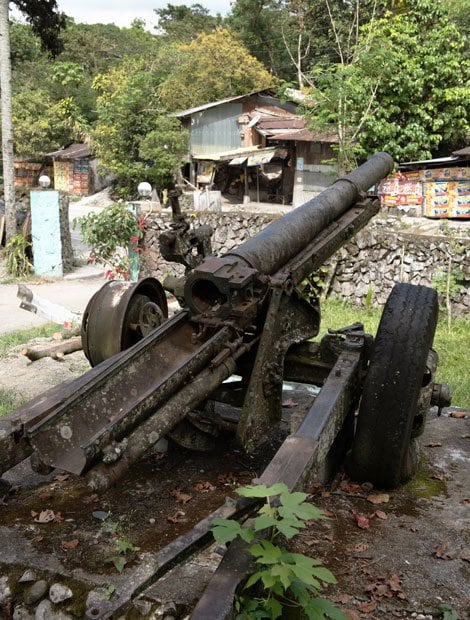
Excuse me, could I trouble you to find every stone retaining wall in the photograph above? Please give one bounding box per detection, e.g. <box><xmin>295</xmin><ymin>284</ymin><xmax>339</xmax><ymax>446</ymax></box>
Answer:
<box><xmin>140</xmin><ymin>212</ymin><xmax>470</xmax><ymax>316</ymax></box>
<box><xmin>331</xmin><ymin>224</ymin><xmax>469</xmax><ymax>313</ymax></box>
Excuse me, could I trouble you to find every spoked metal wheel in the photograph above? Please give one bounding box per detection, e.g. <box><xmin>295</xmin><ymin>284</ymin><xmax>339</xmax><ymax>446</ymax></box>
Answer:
<box><xmin>81</xmin><ymin>277</ymin><xmax>168</xmax><ymax>367</ymax></box>
<box><xmin>348</xmin><ymin>283</ymin><xmax>439</xmax><ymax>489</ymax></box>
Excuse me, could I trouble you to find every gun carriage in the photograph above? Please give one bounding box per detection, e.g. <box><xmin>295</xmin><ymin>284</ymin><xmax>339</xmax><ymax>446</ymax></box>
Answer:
<box><xmin>0</xmin><ymin>153</ymin><xmax>451</xmax><ymax>618</ymax></box>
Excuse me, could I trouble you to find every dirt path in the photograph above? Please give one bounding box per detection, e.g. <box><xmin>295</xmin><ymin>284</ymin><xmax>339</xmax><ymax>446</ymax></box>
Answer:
<box><xmin>0</xmin><ymin>339</ymin><xmax>469</xmax><ymax>619</ymax></box>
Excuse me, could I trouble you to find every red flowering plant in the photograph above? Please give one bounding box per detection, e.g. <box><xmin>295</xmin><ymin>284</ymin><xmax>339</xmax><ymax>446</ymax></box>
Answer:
<box><xmin>77</xmin><ymin>204</ymin><xmax>145</xmax><ymax>280</ymax></box>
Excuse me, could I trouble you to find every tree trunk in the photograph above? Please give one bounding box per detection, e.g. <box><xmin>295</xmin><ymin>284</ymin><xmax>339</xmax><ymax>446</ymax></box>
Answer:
<box><xmin>0</xmin><ymin>0</ymin><xmax>16</xmax><ymax>242</ymax></box>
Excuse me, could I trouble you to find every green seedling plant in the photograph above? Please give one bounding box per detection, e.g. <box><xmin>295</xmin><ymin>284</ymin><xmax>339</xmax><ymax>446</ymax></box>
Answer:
<box><xmin>212</xmin><ymin>483</ymin><xmax>347</xmax><ymax>620</ymax></box>
<box><xmin>436</xmin><ymin>603</ymin><xmax>458</xmax><ymax>620</ymax></box>
<box><xmin>104</xmin><ymin>518</ymin><xmax>140</xmax><ymax>573</ymax></box>
<box><xmin>432</xmin><ymin>264</ymin><xmax>464</xmax><ymax>329</ymax></box>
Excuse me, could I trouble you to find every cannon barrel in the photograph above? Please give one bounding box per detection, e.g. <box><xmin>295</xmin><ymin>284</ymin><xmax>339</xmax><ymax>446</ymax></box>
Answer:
<box><xmin>226</xmin><ymin>152</ymin><xmax>393</xmax><ymax>275</ymax></box>
<box><xmin>184</xmin><ymin>153</ymin><xmax>393</xmax><ymax>318</ymax></box>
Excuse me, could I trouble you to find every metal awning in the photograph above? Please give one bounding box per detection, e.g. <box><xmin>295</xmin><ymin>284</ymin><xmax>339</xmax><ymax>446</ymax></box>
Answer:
<box><xmin>229</xmin><ymin>156</ymin><xmax>247</xmax><ymax>166</ymax></box>
<box><xmin>247</xmin><ymin>150</ymin><xmax>275</xmax><ymax>166</ymax></box>
<box><xmin>193</xmin><ymin>146</ymin><xmax>277</xmax><ymax>164</ymax></box>
<box><xmin>229</xmin><ymin>150</ymin><xmax>277</xmax><ymax>167</ymax></box>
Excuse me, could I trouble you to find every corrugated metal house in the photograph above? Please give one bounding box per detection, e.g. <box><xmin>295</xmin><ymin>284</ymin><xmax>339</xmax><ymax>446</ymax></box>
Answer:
<box><xmin>176</xmin><ymin>91</ymin><xmax>338</xmax><ymax>206</ymax></box>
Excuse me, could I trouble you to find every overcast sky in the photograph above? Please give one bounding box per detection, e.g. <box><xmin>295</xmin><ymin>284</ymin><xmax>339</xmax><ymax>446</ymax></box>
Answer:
<box><xmin>52</xmin><ymin>0</ymin><xmax>233</xmax><ymax>30</ymax></box>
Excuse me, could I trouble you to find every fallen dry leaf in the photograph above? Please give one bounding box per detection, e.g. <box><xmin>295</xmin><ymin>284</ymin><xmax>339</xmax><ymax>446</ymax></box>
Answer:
<box><xmin>410</xmin><ymin>524</ymin><xmax>419</xmax><ymax>532</ymax></box>
<box><xmin>353</xmin><ymin>543</ymin><xmax>369</xmax><ymax>553</ymax></box>
<box><xmin>167</xmin><ymin>509</ymin><xmax>185</xmax><ymax>524</ymax></box>
<box><xmin>61</xmin><ymin>539</ymin><xmax>79</xmax><ymax>550</ymax></box>
<box><xmin>308</xmin><ymin>482</ymin><xmax>324</xmax><ymax>495</ymax></box>
<box><xmin>34</xmin><ymin>509</ymin><xmax>56</xmax><ymax>523</ymax></box>
<box><xmin>431</xmin><ymin>471</ymin><xmax>446</xmax><ymax>480</ymax></box>
<box><xmin>194</xmin><ymin>481</ymin><xmax>216</xmax><ymax>493</ymax></box>
<box><xmin>367</xmin><ymin>493</ymin><xmax>390</xmax><ymax>505</ymax></box>
<box><xmin>425</xmin><ymin>441</ymin><xmax>442</xmax><ymax>447</ymax></box>
<box><xmin>282</xmin><ymin>398</ymin><xmax>297</xmax><ymax>408</ymax></box>
<box><xmin>358</xmin><ymin>599</ymin><xmax>377</xmax><ymax>613</ymax></box>
<box><xmin>343</xmin><ymin>610</ymin><xmax>360</xmax><ymax>620</ymax></box>
<box><xmin>322</xmin><ymin>509</ymin><xmax>335</xmax><ymax>517</ymax></box>
<box><xmin>388</xmin><ymin>573</ymin><xmax>402</xmax><ymax>593</ymax></box>
<box><xmin>460</xmin><ymin>498</ymin><xmax>470</xmax><ymax>505</ymax></box>
<box><xmin>354</xmin><ymin>513</ymin><xmax>371</xmax><ymax>529</ymax></box>
<box><xmin>304</xmin><ymin>539</ymin><xmax>319</xmax><ymax>547</ymax></box>
<box><xmin>54</xmin><ymin>474</ymin><xmax>70</xmax><ymax>482</ymax></box>
<box><xmin>449</xmin><ymin>411</ymin><xmax>469</xmax><ymax>419</ymax></box>
<box><xmin>32</xmin><ymin>535</ymin><xmax>44</xmax><ymax>543</ymax></box>
<box><xmin>361</xmin><ymin>565</ymin><xmax>374</xmax><ymax>577</ymax></box>
<box><xmin>375</xmin><ymin>510</ymin><xmax>388</xmax><ymax>520</ymax></box>
<box><xmin>460</xmin><ymin>549</ymin><xmax>470</xmax><ymax>562</ymax></box>
<box><xmin>369</xmin><ymin>583</ymin><xmax>390</xmax><ymax>598</ymax></box>
<box><xmin>217</xmin><ymin>472</ymin><xmax>238</xmax><ymax>485</ymax></box>
<box><xmin>38</xmin><ymin>492</ymin><xmax>52</xmax><ymax>501</ymax></box>
<box><xmin>341</xmin><ymin>481</ymin><xmax>362</xmax><ymax>494</ymax></box>
<box><xmin>170</xmin><ymin>488</ymin><xmax>192</xmax><ymax>504</ymax></box>
<box><xmin>434</xmin><ymin>542</ymin><xmax>452</xmax><ymax>560</ymax></box>
<box><xmin>333</xmin><ymin>593</ymin><xmax>351</xmax><ymax>604</ymax></box>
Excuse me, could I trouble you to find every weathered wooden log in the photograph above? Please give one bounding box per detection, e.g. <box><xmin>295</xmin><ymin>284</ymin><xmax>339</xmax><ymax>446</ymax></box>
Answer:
<box><xmin>22</xmin><ymin>336</ymin><xmax>83</xmax><ymax>361</ymax></box>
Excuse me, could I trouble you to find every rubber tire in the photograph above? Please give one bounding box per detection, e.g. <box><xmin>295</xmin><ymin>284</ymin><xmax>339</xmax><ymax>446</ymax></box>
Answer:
<box><xmin>348</xmin><ymin>283</ymin><xmax>438</xmax><ymax>489</ymax></box>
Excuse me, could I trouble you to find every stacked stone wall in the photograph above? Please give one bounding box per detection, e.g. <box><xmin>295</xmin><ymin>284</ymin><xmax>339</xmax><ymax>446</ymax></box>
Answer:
<box><xmin>140</xmin><ymin>211</ymin><xmax>470</xmax><ymax>316</ymax></box>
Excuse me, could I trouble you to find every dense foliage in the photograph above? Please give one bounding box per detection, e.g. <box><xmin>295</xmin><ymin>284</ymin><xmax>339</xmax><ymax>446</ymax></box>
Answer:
<box><xmin>305</xmin><ymin>0</ymin><xmax>469</xmax><ymax>170</ymax></box>
<box><xmin>5</xmin><ymin>0</ymin><xmax>469</xmax><ymax>188</ymax></box>
<box><xmin>158</xmin><ymin>27</ymin><xmax>275</xmax><ymax>110</ymax></box>
<box><xmin>91</xmin><ymin>58</ymin><xmax>188</xmax><ymax>195</ymax></box>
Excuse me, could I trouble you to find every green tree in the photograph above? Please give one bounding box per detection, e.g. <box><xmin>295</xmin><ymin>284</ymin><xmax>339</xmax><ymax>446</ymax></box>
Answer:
<box><xmin>139</xmin><ymin>116</ymin><xmax>188</xmax><ymax>188</ymax></box>
<box><xmin>1</xmin><ymin>0</ymin><xmax>65</xmax><ymax>242</ymax></box>
<box><xmin>443</xmin><ymin>0</ymin><xmax>470</xmax><ymax>48</ymax></box>
<box><xmin>159</xmin><ymin>27</ymin><xmax>275</xmax><ymax>110</ymax></box>
<box><xmin>91</xmin><ymin>59</ymin><xmax>187</xmax><ymax>194</ymax></box>
<box><xmin>228</xmin><ymin>0</ymin><xmax>393</xmax><ymax>85</ymax></box>
<box><xmin>306</xmin><ymin>0</ymin><xmax>469</xmax><ymax>171</ymax></box>
<box><xmin>12</xmin><ymin>89</ymin><xmax>86</xmax><ymax>157</ymax></box>
<box><xmin>155</xmin><ymin>3</ymin><xmax>222</xmax><ymax>42</ymax></box>
<box><xmin>9</xmin><ymin>19</ymin><xmax>43</xmax><ymax>64</ymax></box>
<box><xmin>58</xmin><ymin>20</ymin><xmax>161</xmax><ymax>76</ymax></box>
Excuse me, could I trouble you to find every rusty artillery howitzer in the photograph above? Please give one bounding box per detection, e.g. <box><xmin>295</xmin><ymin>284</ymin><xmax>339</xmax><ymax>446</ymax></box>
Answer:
<box><xmin>1</xmin><ymin>152</ymin><xmax>451</xmax><ymax>496</ymax></box>
<box><xmin>0</xmin><ymin>152</ymin><xmax>453</xmax><ymax>618</ymax></box>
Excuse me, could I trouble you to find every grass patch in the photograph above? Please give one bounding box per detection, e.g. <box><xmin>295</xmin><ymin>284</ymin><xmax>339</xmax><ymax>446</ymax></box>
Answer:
<box><xmin>0</xmin><ymin>388</ymin><xmax>26</xmax><ymax>416</ymax></box>
<box><xmin>433</xmin><ymin>318</ymin><xmax>470</xmax><ymax>409</ymax></box>
<box><xmin>320</xmin><ymin>297</ymin><xmax>470</xmax><ymax>409</ymax></box>
<box><xmin>0</xmin><ymin>323</ymin><xmax>59</xmax><ymax>357</ymax></box>
<box><xmin>0</xmin><ymin>323</ymin><xmax>63</xmax><ymax>416</ymax></box>
<box><xmin>319</xmin><ymin>297</ymin><xmax>382</xmax><ymax>337</ymax></box>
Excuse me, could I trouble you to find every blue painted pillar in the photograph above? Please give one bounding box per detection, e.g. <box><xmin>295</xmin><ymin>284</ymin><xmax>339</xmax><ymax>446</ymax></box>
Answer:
<box><xmin>30</xmin><ymin>190</ymin><xmax>63</xmax><ymax>277</ymax></box>
<box><xmin>127</xmin><ymin>203</ymin><xmax>140</xmax><ymax>282</ymax></box>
